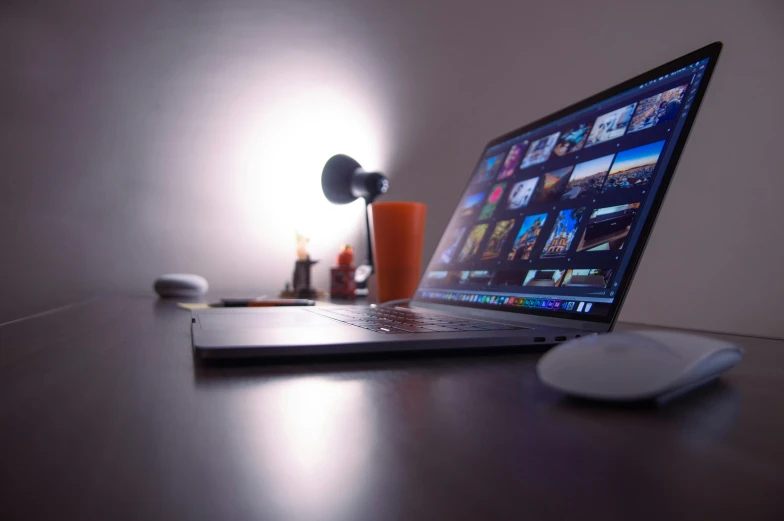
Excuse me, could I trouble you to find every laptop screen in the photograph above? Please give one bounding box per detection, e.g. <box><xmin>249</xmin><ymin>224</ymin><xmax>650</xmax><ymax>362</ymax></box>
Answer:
<box><xmin>415</xmin><ymin>44</ymin><xmax>720</xmax><ymax>323</ymax></box>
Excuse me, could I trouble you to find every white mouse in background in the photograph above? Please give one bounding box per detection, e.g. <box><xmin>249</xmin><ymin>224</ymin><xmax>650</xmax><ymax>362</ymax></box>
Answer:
<box><xmin>154</xmin><ymin>274</ymin><xmax>209</xmax><ymax>299</ymax></box>
<box><xmin>536</xmin><ymin>330</ymin><xmax>743</xmax><ymax>403</ymax></box>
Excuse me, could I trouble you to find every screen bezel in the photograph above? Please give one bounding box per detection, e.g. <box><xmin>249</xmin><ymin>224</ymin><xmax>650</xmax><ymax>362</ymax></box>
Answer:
<box><xmin>411</xmin><ymin>42</ymin><xmax>723</xmax><ymax>328</ymax></box>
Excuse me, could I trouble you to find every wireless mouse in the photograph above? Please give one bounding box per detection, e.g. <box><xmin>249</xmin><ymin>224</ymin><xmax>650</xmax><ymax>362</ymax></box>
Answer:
<box><xmin>536</xmin><ymin>330</ymin><xmax>743</xmax><ymax>403</ymax></box>
<box><xmin>154</xmin><ymin>274</ymin><xmax>209</xmax><ymax>299</ymax></box>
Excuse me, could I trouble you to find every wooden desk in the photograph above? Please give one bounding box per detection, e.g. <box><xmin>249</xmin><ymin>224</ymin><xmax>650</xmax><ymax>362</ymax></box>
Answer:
<box><xmin>1</xmin><ymin>296</ymin><xmax>782</xmax><ymax>520</ymax></box>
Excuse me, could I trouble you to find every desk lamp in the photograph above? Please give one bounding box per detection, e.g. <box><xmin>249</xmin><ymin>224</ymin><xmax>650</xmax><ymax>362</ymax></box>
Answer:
<box><xmin>321</xmin><ymin>154</ymin><xmax>388</xmax><ymax>296</ymax></box>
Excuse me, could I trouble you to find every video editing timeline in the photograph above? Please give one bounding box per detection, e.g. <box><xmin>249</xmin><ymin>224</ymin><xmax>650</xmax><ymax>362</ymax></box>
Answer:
<box><xmin>418</xmin><ymin>58</ymin><xmax>710</xmax><ymax>318</ymax></box>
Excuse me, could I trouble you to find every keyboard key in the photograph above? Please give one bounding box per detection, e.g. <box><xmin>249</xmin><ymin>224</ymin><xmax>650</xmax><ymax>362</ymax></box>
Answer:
<box><xmin>362</xmin><ymin>326</ymin><xmax>407</xmax><ymax>334</ymax></box>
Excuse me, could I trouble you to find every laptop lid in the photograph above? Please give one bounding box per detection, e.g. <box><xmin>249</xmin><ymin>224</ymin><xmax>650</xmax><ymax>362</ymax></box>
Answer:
<box><xmin>412</xmin><ymin>42</ymin><xmax>722</xmax><ymax>329</ymax></box>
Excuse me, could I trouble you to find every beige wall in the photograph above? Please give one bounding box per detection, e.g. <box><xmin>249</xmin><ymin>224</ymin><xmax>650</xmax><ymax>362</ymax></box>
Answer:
<box><xmin>2</xmin><ymin>0</ymin><xmax>782</xmax><ymax>338</ymax></box>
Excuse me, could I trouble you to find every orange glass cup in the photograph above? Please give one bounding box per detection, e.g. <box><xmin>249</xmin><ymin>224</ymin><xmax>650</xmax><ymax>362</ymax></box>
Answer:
<box><xmin>368</xmin><ymin>202</ymin><xmax>427</xmax><ymax>303</ymax></box>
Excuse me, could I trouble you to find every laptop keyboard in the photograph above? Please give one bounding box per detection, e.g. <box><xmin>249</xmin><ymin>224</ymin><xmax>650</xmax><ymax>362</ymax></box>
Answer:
<box><xmin>315</xmin><ymin>307</ymin><xmax>527</xmax><ymax>334</ymax></box>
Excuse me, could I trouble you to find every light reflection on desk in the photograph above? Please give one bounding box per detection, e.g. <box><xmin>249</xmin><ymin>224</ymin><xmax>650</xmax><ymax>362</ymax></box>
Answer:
<box><xmin>228</xmin><ymin>377</ymin><xmax>375</xmax><ymax>519</ymax></box>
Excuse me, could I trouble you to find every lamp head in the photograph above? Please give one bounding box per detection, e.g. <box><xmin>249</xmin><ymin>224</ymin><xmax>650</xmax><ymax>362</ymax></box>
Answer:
<box><xmin>322</xmin><ymin>154</ymin><xmax>388</xmax><ymax>205</ymax></box>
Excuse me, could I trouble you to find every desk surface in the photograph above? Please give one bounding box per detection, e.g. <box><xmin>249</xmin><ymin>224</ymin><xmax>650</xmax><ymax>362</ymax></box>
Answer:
<box><xmin>1</xmin><ymin>296</ymin><xmax>782</xmax><ymax>521</ymax></box>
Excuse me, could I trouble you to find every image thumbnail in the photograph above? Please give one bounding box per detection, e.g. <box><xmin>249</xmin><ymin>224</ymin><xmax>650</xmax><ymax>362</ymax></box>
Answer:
<box><xmin>424</xmin><ymin>270</ymin><xmax>461</xmax><ymax>286</ymax></box>
<box><xmin>520</xmin><ymin>132</ymin><xmax>560</xmax><ymax>169</ymax></box>
<box><xmin>561</xmin><ymin>154</ymin><xmax>615</xmax><ymax>200</ymax></box>
<box><xmin>461</xmin><ymin>270</ymin><xmax>494</xmax><ymax>285</ymax></box>
<box><xmin>425</xmin><ymin>270</ymin><xmax>448</xmax><ymax>281</ymax></box>
<box><xmin>602</xmin><ymin>141</ymin><xmax>665</xmax><ymax>192</ymax></box>
<box><xmin>656</xmin><ymin>85</ymin><xmax>687</xmax><ymax>124</ymax></box>
<box><xmin>507</xmin><ymin>213</ymin><xmax>548</xmax><ymax>261</ymax></box>
<box><xmin>496</xmin><ymin>142</ymin><xmax>528</xmax><ymax>180</ymax></box>
<box><xmin>481</xmin><ymin>219</ymin><xmax>516</xmax><ymax>261</ymax></box>
<box><xmin>541</xmin><ymin>207</ymin><xmax>586</xmax><ymax>258</ymax></box>
<box><xmin>577</xmin><ymin>203</ymin><xmax>640</xmax><ymax>252</ymax></box>
<box><xmin>561</xmin><ymin>269</ymin><xmax>614</xmax><ymax>288</ymax></box>
<box><xmin>627</xmin><ymin>84</ymin><xmax>688</xmax><ymax>133</ymax></box>
<box><xmin>553</xmin><ymin>122</ymin><xmax>593</xmax><ymax>157</ymax></box>
<box><xmin>530</xmin><ymin>166</ymin><xmax>573</xmax><ymax>204</ymax></box>
<box><xmin>437</xmin><ymin>226</ymin><xmax>467</xmax><ymax>263</ymax></box>
<box><xmin>507</xmin><ymin>177</ymin><xmax>539</xmax><ymax>210</ymax></box>
<box><xmin>491</xmin><ymin>270</ymin><xmax>527</xmax><ymax>287</ymax></box>
<box><xmin>471</xmin><ymin>152</ymin><xmax>505</xmax><ymax>184</ymax></box>
<box><xmin>523</xmin><ymin>269</ymin><xmax>566</xmax><ymax>287</ymax></box>
<box><xmin>456</xmin><ymin>223</ymin><xmax>489</xmax><ymax>262</ymax></box>
<box><xmin>459</xmin><ymin>191</ymin><xmax>485</xmax><ymax>218</ymax></box>
<box><xmin>478</xmin><ymin>182</ymin><xmax>507</xmax><ymax>220</ymax></box>
<box><xmin>447</xmin><ymin>271</ymin><xmax>465</xmax><ymax>284</ymax></box>
<box><xmin>585</xmin><ymin>103</ymin><xmax>638</xmax><ymax>147</ymax></box>
<box><xmin>626</xmin><ymin>95</ymin><xmax>660</xmax><ymax>134</ymax></box>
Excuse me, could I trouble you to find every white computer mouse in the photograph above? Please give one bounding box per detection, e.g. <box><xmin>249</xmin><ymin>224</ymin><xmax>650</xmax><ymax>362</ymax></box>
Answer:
<box><xmin>153</xmin><ymin>273</ymin><xmax>209</xmax><ymax>299</ymax></box>
<box><xmin>537</xmin><ymin>330</ymin><xmax>743</xmax><ymax>403</ymax></box>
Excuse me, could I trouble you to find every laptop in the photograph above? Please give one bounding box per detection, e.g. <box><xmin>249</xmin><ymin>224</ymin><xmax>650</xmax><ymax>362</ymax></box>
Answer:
<box><xmin>192</xmin><ymin>42</ymin><xmax>722</xmax><ymax>359</ymax></box>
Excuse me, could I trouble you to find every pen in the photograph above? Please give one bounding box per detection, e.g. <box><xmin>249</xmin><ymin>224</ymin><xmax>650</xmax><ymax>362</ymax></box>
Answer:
<box><xmin>219</xmin><ymin>298</ymin><xmax>316</xmax><ymax>307</ymax></box>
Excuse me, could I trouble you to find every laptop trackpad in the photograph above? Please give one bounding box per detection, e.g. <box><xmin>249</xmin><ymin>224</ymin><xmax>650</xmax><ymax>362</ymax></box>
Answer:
<box><xmin>197</xmin><ymin>309</ymin><xmax>343</xmax><ymax>330</ymax></box>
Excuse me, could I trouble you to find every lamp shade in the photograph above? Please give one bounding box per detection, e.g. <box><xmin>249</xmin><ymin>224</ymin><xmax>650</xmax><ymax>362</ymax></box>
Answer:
<box><xmin>322</xmin><ymin>154</ymin><xmax>362</xmax><ymax>204</ymax></box>
<box><xmin>321</xmin><ymin>154</ymin><xmax>388</xmax><ymax>205</ymax></box>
